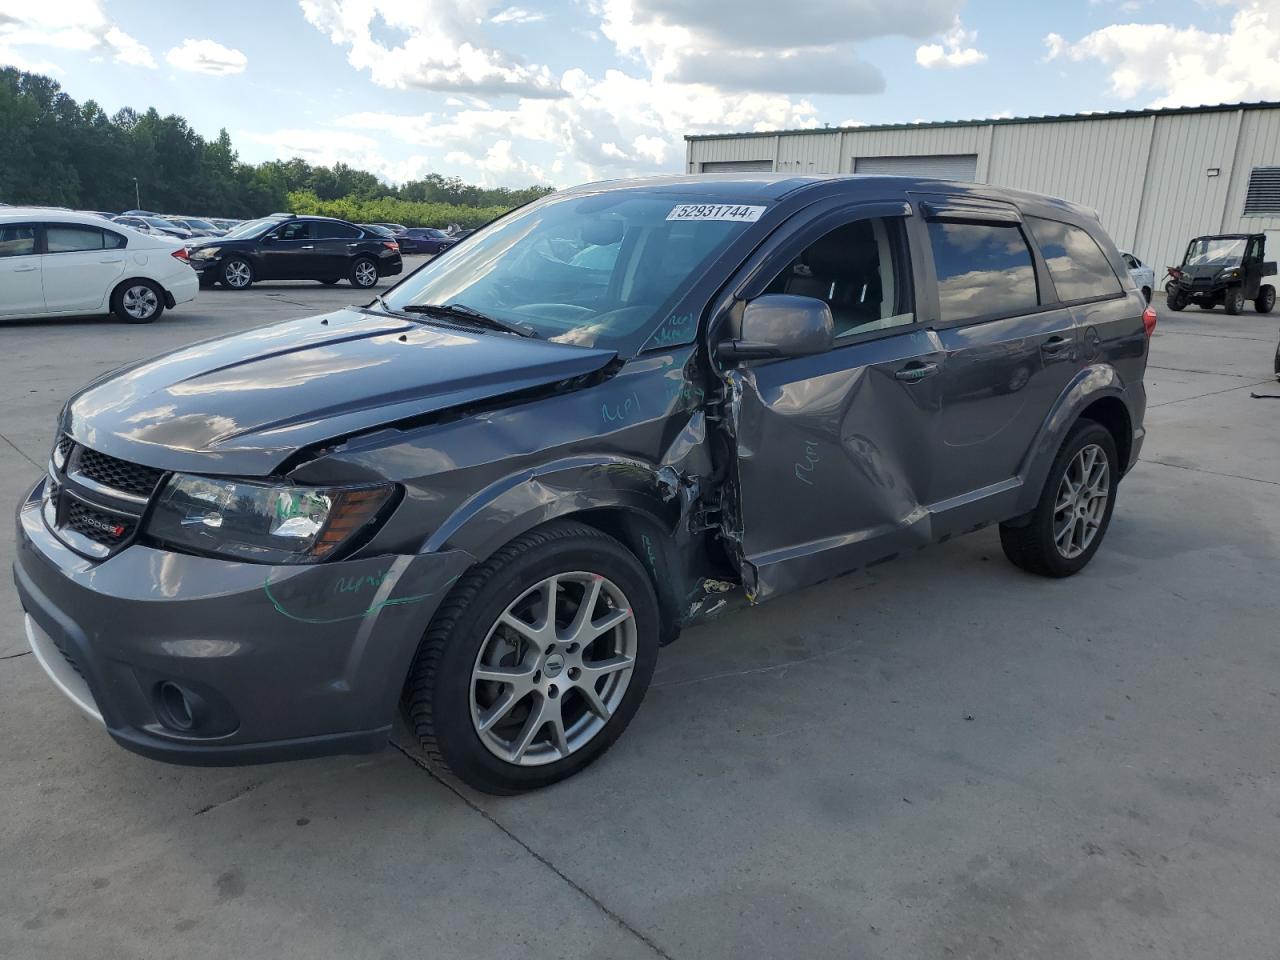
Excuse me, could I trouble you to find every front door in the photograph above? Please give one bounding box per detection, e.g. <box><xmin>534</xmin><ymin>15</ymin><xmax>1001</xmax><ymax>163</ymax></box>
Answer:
<box><xmin>723</xmin><ymin>206</ymin><xmax>945</xmax><ymax>601</ymax></box>
<box><xmin>258</xmin><ymin>220</ymin><xmax>315</xmax><ymax>279</ymax></box>
<box><xmin>0</xmin><ymin>222</ymin><xmax>44</xmax><ymax>319</ymax></box>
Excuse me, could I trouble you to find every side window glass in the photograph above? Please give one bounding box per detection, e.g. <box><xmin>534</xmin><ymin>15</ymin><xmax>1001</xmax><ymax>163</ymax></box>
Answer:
<box><xmin>0</xmin><ymin>224</ymin><xmax>37</xmax><ymax>258</ymax></box>
<box><xmin>762</xmin><ymin>216</ymin><xmax>914</xmax><ymax>338</ymax></box>
<box><xmin>927</xmin><ymin>221</ymin><xmax>1039</xmax><ymax>322</ymax></box>
<box><xmin>1026</xmin><ymin>217</ymin><xmax>1122</xmax><ymax>302</ymax></box>
<box><xmin>104</xmin><ymin>230</ymin><xmax>126</xmax><ymax>250</ymax></box>
<box><xmin>319</xmin><ymin>222</ymin><xmax>360</xmax><ymax>239</ymax></box>
<box><xmin>45</xmin><ymin>225</ymin><xmax>106</xmax><ymax>253</ymax></box>
<box><xmin>275</xmin><ymin>221</ymin><xmax>311</xmax><ymax>241</ymax></box>
<box><xmin>1122</xmin><ymin>254</ymin><xmax>1137</xmax><ymax>269</ymax></box>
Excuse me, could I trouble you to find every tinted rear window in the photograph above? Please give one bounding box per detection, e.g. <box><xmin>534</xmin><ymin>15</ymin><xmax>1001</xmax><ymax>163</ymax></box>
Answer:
<box><xmin>1027</xmin><ymin>217</ymin><xmax>1123</xmax><ymax>301</ymax></box>
<box><xmin>927</xmin><ymin>221</ymin><xmax>1039</xmax><ymax>322</ymax></box>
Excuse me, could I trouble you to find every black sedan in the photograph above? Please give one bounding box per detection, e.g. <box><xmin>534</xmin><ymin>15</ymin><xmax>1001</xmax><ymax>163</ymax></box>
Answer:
<box><xmin>187</xmin><ymin>215</ymin><xmax>402</xmax><ymax>290</ymax></box>
<box><xmin>395</xmin><ymin>227</ymin><xmax>459</xmax><ymax>255</ymax></box>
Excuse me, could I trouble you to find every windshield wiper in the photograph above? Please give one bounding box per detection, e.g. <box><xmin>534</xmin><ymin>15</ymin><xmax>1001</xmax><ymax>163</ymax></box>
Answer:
<box><xmin>400</xmin><ymin>302</ymin><xmax>540</xmax><ymax>339</ymax></box>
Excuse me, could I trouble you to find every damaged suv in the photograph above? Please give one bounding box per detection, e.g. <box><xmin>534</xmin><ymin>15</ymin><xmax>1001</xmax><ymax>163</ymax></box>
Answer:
<box><xmin>15</xmin><ymin>175</ymin><xmax>1151</xmax><ymax>793</ymax></box>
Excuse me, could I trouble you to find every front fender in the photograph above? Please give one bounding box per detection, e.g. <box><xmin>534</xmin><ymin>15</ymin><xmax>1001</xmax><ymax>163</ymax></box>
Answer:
<box><xmin>1014</xmin><ymin>363</ymin><xmax>1131</xmax><ymax>515</ymax></box>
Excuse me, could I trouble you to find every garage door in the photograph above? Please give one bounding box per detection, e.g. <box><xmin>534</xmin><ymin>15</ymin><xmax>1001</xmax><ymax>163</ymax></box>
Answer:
<box><xmin>853</xmin><ymin>154</ymin><xmax>978</xmax><ymax>181</ymax></box>
<box><xmin>700</xmin><ymin>160</ymin><xmax>774</xmax><ymax>173</ymax></box>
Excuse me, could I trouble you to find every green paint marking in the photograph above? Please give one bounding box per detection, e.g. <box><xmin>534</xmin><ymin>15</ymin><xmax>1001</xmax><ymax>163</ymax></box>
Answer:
<box><xmin>264</xmin><ymin>574</ymin><xmax>459</xmax><ymax>625</ymax></box>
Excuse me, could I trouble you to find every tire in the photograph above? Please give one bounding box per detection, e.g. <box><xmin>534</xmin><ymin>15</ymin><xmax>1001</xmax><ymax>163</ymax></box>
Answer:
<box><xmin>1225</xmin><ymin>287</ymin><xmax>1245</xmax><ymax>315</ymax></box>
<box><xmin>1141</xmin><ymin>287</ymin><xmax>1152</xmax><ymax>304</ymax></box>
<box><xmin>1255</xmin><ymin>284</ymin><xmax>1275</xmax><ymax>314</ymax></box>
<box><xmin>404</xmin><ymin>521</ymin><xmax>659</xmax><ymax>794</ymax></box>
<box><xmin>110</xmin><ymin>279</ymin><xmax>165</xmax><ymax>324</ymax></box>
<box><xmin>999</xmin><ymin>420</ymin><xmax>1119</xmax><ymax>578</ymax></box>
<box><xmin>222</xmin><ymin>257</ymin><xmax>253</xmax><ymax>290</ymax></box>
<box><xmin>350</xmin><ymin>257</ymin><xmax>378</xmax><ymax>289</ymax></box>
<box><xmin>1167</xmin><ymin>288</ymin><xmax>1187</xmax><ymax>311</ymax></box>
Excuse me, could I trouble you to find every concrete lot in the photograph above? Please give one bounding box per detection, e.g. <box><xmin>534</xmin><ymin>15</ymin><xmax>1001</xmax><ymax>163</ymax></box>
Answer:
<box><xmin>1</xmin><ymin>273</ymin><xmax>1278</xmax><ymax>959</ymax></box>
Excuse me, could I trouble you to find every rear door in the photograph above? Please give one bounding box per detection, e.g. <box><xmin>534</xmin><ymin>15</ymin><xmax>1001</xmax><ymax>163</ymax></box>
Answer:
<box><xmin>722</xmin><ymin>201</ymin><xmax>946</xmax><ymax>600</ymax></box>
<box><xmin>40</xmin><ymin>223</ymin><xmax>127</xmax><ymax>314</ymax></box>
<box><xmin>0</xmin><ymin>222</ymin><xmax>44</xmax><ymax>319</ymax></box>
<box><xmin>312</xmin><ymin>220</ymin><xmax>362</xmax><ymax>276</ymax></box>
<box><xmin>911</xmin><ymin>197</ymin><xmax>1080</xmax><ymax>529</ymax></box>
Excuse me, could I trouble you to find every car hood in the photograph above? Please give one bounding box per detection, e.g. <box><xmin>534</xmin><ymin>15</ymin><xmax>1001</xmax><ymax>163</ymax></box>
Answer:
<box><xmin>1177</xmin><ymin>263</ymin><xmax>1236</xmax><ymax>281</ymax></box>
<box><xmin>64</xmin><ymin>308</ymin><xmax>617</xmax><ymax>476</ymax></box>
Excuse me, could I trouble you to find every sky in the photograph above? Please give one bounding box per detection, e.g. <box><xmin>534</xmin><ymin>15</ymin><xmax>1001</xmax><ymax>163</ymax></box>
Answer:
<box><xmin>1</xmin><ymin>0</ymin><xmax>1278</xmax><ymax>188</ymax></box>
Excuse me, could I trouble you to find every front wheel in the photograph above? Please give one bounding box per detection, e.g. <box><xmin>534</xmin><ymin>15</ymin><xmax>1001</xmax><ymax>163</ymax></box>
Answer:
<box><xmin>1000</xmin><ymin>421</ymin><xmax>1119</xmax><ymax>578</ymax></box>
<box><xmin>110</xmin><ymin>279</ymin><xmax>165</xmax><ymax>323</ymax></box>
<box><xmin>1255</xmin><ymin>284</ymin><xmax>1275</xmax><ymax>314</ymax></box>
<box><xmin>404</xmin><ymin>521</ymin><xmax>659</xmax><ymax>794</ymax></box>
<box><xmin>1167</xmin><ymin>287</ymin><xmax>1187</xmax><ymax>311</ymax></box>
<box><xmin>222</xmin><ymin>257</ymin><xmax>253</xmax><ymax>290</ymax></box>
<box><xmin>350</xmin><ymin>257</ymin><xmax>378</xmax><ymax>288</ymax></box>
<box><xmin>1225</xmin><ymin>287</ymin><xmax>1245</xmax><ymax>315</ymax></box>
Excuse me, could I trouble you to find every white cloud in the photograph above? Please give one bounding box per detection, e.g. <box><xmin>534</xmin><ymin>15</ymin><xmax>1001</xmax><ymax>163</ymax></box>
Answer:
<box><xmin>916</xmin><ymin>18</ymin><xmax>987</xmax><ymax>69</ymax></box>
<box><xmin>1044</xmin><ymin>0</ymin><xmax>1280</xmax><ymax>107</ymax></box>
<box><xmin>489</xmin><ymin>7</ymin><xmax>544</xmax><ymax>24</ymax></box>
<box><xmin>299</xmin><ymin>0</ymin><xmax>563</xmax><ymax>97</ymax></box>
<box><xmin>165</xmin><ymin>38</ymin><xmax>247</xmax><ymax>76</ymax></box>
<box><xmin>0</xmin><ymin>0</ymin><xmax>154</xmax><ymax>70</ymax></box>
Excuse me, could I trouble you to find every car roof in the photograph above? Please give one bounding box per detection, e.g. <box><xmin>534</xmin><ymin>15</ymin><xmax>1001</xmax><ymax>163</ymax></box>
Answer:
<box><xmin>559</xmin><ymin>173</ymin><xmax>1099</xmax><ymax>220</ymax></box>
<box><xmin>1188</xmin><ymin>233</ymin><xmax>1261</xmax><ymax>241</ymax></box>
<box><xmin>1</xmin><ymin>207</ymin><xmax>131</xmax><ymax>224</ymax></box>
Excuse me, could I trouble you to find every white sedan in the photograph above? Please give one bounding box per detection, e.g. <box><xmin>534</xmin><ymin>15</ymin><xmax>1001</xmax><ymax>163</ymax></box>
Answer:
<box><xmin>0</xmin><ymin>209</ymin><xmax>198</xmax><ymax>323</ymax></box>
<box><xmin>1121</xmin><ymin>251</ymin><xmax>1156</xmax><ymax>303</ymax></box>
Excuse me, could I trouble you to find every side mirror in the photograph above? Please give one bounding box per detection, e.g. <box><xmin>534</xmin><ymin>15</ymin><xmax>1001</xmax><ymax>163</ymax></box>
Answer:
<box><xmin>717</xmin><ymin>294</ymin><xmax>834</xmax><ymax>364</ymax></box>
<box><xmin>262</xmin><ymin>234</ymin><xmax>277</xmax><ymax>243</ymax></box>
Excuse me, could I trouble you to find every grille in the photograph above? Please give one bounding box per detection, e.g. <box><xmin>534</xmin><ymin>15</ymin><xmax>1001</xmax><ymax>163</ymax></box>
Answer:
<box><xmin>48</xmin><ymin>629</ymin><xmax>84</xmax><ymax>679</ymax></box>
<box><xmin>64</xmin><ymin>499</ymin><xmax>135</xmax><ymax>547</ymax></box>
<box><xmin>75</xmin><ymin>448</ymin><xmax>165</xmax><ymax>498</ymax></box>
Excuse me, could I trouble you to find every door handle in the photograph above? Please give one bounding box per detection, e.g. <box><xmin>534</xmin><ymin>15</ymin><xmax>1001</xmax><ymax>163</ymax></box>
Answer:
<box><xmin>99</xmin><ymin>257</ymin><xmax>124</xmax><ymax>264</ymax></box>
<box><xmin>13</xmin><ymin>264</ymin><xmax>37</xmax><ymax>272</ymax></box>
<box><xmin>1040</xmin><ymin>335</ymin><xmax>1072</xmax><ymax>357</ymax></box>
<box><xmin>894</xmin><ymin>361</ymin><xmax>939</xmax><ymax>382</ymax></box>
<box><xmin>300</xmin><ymin>245</ymin><xmax>314</xmax><ymax>250</ymax></box>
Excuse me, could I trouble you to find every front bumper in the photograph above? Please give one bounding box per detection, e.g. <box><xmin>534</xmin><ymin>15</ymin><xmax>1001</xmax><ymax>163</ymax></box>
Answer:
<box><xmin>14</xmin><ymin>481</ymin><xmax>473</xmax><ymax>766</ymax></box>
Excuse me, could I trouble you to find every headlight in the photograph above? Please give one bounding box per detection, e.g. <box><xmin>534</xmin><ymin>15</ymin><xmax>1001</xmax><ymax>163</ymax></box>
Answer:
<box><xmin>1219</xmin><ymin>268</ymin><xmax>1241</xmax><ymax>280</ymax></box>
<box><xmin>146</xmin><ymin>475</ymin><xmax>395</xmax><ymax>563</ymax></box>
<box><xmin>192</xmin><ymin>247</ymin><xmax>220</xmax><ymax>259</ymax></box>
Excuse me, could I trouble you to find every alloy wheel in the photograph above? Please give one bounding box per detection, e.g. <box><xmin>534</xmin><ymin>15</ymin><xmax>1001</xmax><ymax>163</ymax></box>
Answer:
<box><xmin>354</xmin><ymin>260</ymin><xmax>377</xmax><ymax>287</ymax></box>
<box><xmin>121</xmin><ymin>284</ymin><xmax>158</xmax><ymax>320</ymax></box>
<box><xmin>1053</xmin><ymin>443</ymin><xmax>1110</xmax><ymax>559</ymax></box>
<box><xmin>470</xmin><ymin>572</ymin><xmax>636</xmax><ymax>767</ymax></box>
<box><xmin>224</xmin><ymin>260</ymin><xmax>251</xmax><ymax>288</ymax></box>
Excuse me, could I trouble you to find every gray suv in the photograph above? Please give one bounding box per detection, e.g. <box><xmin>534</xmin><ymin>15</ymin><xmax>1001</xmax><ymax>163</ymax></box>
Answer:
<box><xmin>14</xmin><ymin>175</ymin><xmax>1152</xmax><ymax>793</ymax></box>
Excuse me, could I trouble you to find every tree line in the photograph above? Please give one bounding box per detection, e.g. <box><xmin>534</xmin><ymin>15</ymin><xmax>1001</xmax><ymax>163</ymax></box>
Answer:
<box><xmin>0</xmin><ymin>68</ymin><xmax>555</xmax><ymax>224</ymax></box>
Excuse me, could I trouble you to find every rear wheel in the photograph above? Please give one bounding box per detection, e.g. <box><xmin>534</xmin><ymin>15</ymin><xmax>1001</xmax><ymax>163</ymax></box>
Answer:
<box><xmin>110</xmin><ymin>279</ymin><xmax>164</xmax><ymax>323</ymax></box>
<box><xmin>404</xmin><ymin>521</ymin><xmax>659</xmax><ymax>794</ymax></box>
<box><xmin>1141</xmin><ymin>286</ymin><xmax>1152</xmax><ymax>304</ymax></box>
<box><xmin>1225</xmin><ymin>287</ymin><xmax>1245</xmax><ymax>315</ymax></box>
<box><xmin>1000</xmin><ymin>421</ymin><xmax>1118</xmax><ymax>578</ymax></box>
<box><xmin>1255</xmin><ymin>284</ymin><xmax>1275</xmax><ymax>314</ymax></box>
<box><xmin>350</xmin><ymin>257</ymin><xmax>378</xmax><ymax>289</ymax></box>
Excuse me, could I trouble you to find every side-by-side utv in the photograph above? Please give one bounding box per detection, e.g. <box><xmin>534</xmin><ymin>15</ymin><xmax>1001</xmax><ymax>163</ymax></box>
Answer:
<box><xmin>1165</xmin><ymin>233</ymin><xmax>1276</xmax><ymax>315</ymax></box>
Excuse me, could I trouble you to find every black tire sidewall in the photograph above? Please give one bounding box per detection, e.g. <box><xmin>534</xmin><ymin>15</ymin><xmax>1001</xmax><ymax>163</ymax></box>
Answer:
<box><xmin>350</xmin><ymin>257</ymin><xmax>378</xmax><ymax>288</ymax></box>
<box><xmin>426</xmin><ymin>534</ymin><xmax>659</xmax><ymax>793</ymax></box>
<box><xmin>1028</xmin><ymin>422</ymin><xmax>1119</xmax><ymax>577</ymax></box>
<box><xmin>1225</xmin><ymin>288</ymin><xmax>1244</xmax><ymax>314</ymax></box>
<box><xmin>110</xmin><ymin>279</ymin><xmax>164</xmax><ymax>323</ymax></box>
<box><xmin>1256</xmin><ymin>285</ymin><xmax>1275</xmax><ymax>314</ymax></box>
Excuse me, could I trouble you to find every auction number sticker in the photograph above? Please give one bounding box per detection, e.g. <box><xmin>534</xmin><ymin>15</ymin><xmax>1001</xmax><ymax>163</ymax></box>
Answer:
<box><xmin>666</xmin><ymin>204</ymin><xmax>766</xmax><ymax>223</ymax></box>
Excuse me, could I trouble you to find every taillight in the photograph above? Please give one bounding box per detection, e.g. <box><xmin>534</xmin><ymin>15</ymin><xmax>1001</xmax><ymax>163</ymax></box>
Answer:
<box><xmin>171</xmin><ymin>247</ymin><xmax>189</xmax><ymax>262</ymax></box>
<box><xmin>1142</xmin><ymin>304</ymin><xmax>1157</xmax><ymax>337</ymax></box>
<box><xmin>382</xmin><ymin>241</ymin><xmax>399</xmax><ymax>251</ymax></box>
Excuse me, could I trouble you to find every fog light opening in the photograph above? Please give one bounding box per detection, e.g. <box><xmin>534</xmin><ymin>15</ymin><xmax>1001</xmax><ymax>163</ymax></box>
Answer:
<box><xmin>157</xmin><ymin>681</ymin><xmax>195</xmax><ymax>732</ymax></box>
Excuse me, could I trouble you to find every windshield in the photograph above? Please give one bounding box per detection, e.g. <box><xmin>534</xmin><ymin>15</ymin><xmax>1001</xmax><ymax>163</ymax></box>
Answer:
<box><xmin>185</xmin><ymin>219</ymin><xmax>215</xmax><ymax>230</ymax></box>
<box><xmin>381</xmin><ymin>190</ymin><xmax>764</xmax><ymax>351</ymax></box>
<box><xmin>222</xmin><ymin>217</ymin><xmax>281</xmax><ymax>239</ymax></box>
<box><xmin>144</xmin><ymin>217</ymin><xmax>179</xmax><ymax>230</ymax></box>
<box><xmin>1185</xmin><ymin>237</ymin><xmax>1247</xmax><ymax>267</ymax></box>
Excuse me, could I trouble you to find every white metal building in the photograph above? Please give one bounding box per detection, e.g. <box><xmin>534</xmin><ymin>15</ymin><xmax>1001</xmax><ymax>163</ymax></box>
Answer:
<box><xmin>685</xmin><ymin>102</ymin><xmax>1280</xmax><ymax>275</ymax></box>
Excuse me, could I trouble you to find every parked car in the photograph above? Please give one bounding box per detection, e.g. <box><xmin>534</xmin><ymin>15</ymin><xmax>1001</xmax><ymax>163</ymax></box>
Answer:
<box><xmin>166</xmin><ymin>217</ymin><xmax>225</xmax><ymax>238</ymax></box>
<box><xmin>395</xmin><ymin>226</ymin><xmax>459</xmax><ymax>255</ymax></box>
<box><xmin>1165</xmin><ymin>233</ymin><xmax>1276</xmax><ymax>314</ymax></box>
<box><xmin>186</xmin><ymin>214</ymin><xmax>402</xmax><ymax>289</ymax></box>
<box><xmin>131</xmin><ymin>216</ymin><xmax>193</xmax><ymax>240</ymax></box>
<box><xmin>0</xmin><ymin>208</ymin><xmax>196</xmax><ymax>323</ymax></box>
<box><xmin>208</xmin><ymin>218</ymin><xmax>241</xmax><ymax>231</ymax></box>
<box><xmin>13</xmin><ymin>175</ymin><xmax>1150</xmax><ymax>793</ymax></box>
<box><xmin>373</xmin><ymin>222</ymin><xmax>407</xmax><ymax>234</ymax></box>
<box><xmin>358</xmin><ymin>223</ymin><xmax>397</xmax><ymax>238</ymax></box>
<box><xmin>1121</xmin><ymin>252</ymin><xmax>1155</xmax><ymax>302</ymax></box>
